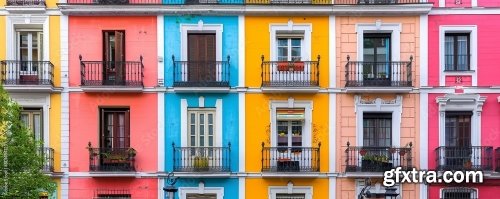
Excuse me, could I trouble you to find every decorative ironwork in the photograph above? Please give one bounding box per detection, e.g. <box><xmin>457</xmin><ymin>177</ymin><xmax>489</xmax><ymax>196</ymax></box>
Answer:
<box><xmin>88</xmin><ymin>142</ymin><xmax>136</xmax><ymax>172</ymax></box>
<box><xmin>435</xmin><ymin>146</ymin><xmax>493</xmax><ymax>171</ymax></box>
<box><xmin>172</xmin><ymin>143</ymin><xmax>231</xmax><ymax>172</ymax></box>
<box><xmin>261</xmin><ymin>142</ymin><xmax>320</xmax><ymax>172</ymax></box>
<box><xmin>38</xmin><ymin>147</ymin><xmax>54</xmax><ymax>173</ymax></box>
<box><xmin>80</xmin><ymin>55</ymin><xmax>144</xmax><ymax>87</ymax></box>
<box><xmin>172</xmin><ymin>55</ymin><xmax>230</xmax><ymax>87</ymax></box>
<box><xmin>65</xmin><ymin>0</ymin><xmax>161</xmax><ymax>4</ymax></box>
<box><xmin>345</xmin><ymin>55</ymin><xmax>413</xmax><ymax>87</ymax></box>
<box><xmin>261</xmin><ymin>55</ymin><xmax>320</xmax><ymax>87</ymax></box>
<box><xmin>6</xmin><ymin>0</ymin><xmax>45</xmax><ymax>6</ymax></box>
<box><xmin>0</xmin><ymin>60</ymin><xmax>54</xmax><ymax>86</ymax></box>
<box><xmin>344</xmin><ymin>142</ymin><xmax>413</xmax><ymax>172</ymax></box>
<box><xmin>94</xmin><ymin>189</ymin><xmax>131</xmax><ymax>199</ymax></box>
<box><xmin>440</xmin><ymin>187</ymin><xmax>478</xmax><ymax>199</ymax></box>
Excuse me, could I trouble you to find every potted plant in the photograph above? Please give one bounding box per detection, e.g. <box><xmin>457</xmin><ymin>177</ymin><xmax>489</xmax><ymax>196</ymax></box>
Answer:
<box><xmin>361</xmin><ymin>154</ymin><xmax>392</xmax><ymax>172</ymax></box>
<box><xmin>127</xmin><ymin>148</ymin><xmax>137</xmax><ymax>158</ymax></box>
<box><xmin>193</xmin><ymin>156</ymin><xmax>209</xmax><ymax>172</ymax></box>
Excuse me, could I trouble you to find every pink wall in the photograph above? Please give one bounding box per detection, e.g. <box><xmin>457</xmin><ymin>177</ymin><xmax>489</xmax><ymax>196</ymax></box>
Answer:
<box><xmin>479</xmin><ymin>0</ymin><xmax>500</xmax><ymax>7</ymax></box>
<box><xmin>68</xmin><ymin>16</ymin><xmax>158</xmax><ymax>87</ymax></box>
<box><xmin>428</xmin><ymin>182</ymin><xmax>500</xmax><ymax>199</ymax></box>
<box><xmin>428</xmin><ymin>15</ymin><xmax>500</xmax><ymax>87</ymax></box>
<box><xmin>428</xmin><ymin>0</ymin><xmax>500</xmax><ymax>7</ymax></box>
<box><xmin>69</xmin><ymin>93</ymin><xmax>158</xmax><ymax>172</ymax></box>
<box><xmin>69</xmin><ymin>178</ymin><xmax>158</xmax><ymax>199</ymax></box>
<box><xmin>428</xmin><ymin>93</ymin><xmax>500</xmax><ymax>170</ymax></box>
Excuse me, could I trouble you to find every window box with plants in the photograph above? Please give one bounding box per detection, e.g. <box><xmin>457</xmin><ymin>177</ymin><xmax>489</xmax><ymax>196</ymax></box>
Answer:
<box><xmin>360</xmin><ymin>152</ymin><xmax>393</xmax><ymax>172</ymax></box>
<box><xmin>193</xmin><ymin>156</ymin><xmax>210</xmax><ymax>172</ymax></box>
<box><xmin>277</xmin><ymin>61</ymin><xmax>304</xmax><ymax>72</ymax></box>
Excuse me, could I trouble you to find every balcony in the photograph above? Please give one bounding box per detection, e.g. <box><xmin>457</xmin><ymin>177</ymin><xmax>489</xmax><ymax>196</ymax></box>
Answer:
<box><xmin>344</xmin><ymin>142</ymin><xmax>413</xmax><ymax>174</ymax></box>
<box><xmin>344</xmin><ymin>55</ymin><xmax>413</xmax><ymax>93</ymax></box>
<box><xmin>0</xmin><ymin>60</ymin><xmax>56</xmax><ymax>92</ymax></box>
<box><xmin>172</xmin><ymin>55</ymin><xmax>230</xmax><ymax>92</ymax></box>
<box><xmin>64</xmin><ymin>0</ymin><xmax>161</xmax><ymax>4</ymax></box>
<box><xmin>261</xmin><ymin>142</ymin><xmax>320</xmax><ymax>173</ymax></box>
<box><xmin>334</xmin><ymin>0</ymin><xmax>425</xmax><ymax>4</ymax></box>
<box><xmin>261</xmin><ymin>55</ymin><xmax>320</xmax><ymax>93</ymax></box>
<box><xmin>39</xmin><ymin>147</ymin><xmax>54</xmax><ymax>173</ymax></box>
<box><xmin>496</xmin><ymin>148</ymin><xmax>500</xmax><ymax>172</ymax></box>
<box><xmin>172</xmin><ymin>143</ymin><xmax>231</xmax><ymax>174</ymax></box>
<box><xmin>435</xmin><ymin>146</ymin><xmax>493</xmax><ymax>171</ymax></box>
<box><xmin>88</xmin><ymin>145</ymin><xmax>136</xmax><ymax>173</ymax></box>
<box><xmin>80</xmin><ymin>55</ymin><xmax>144</xmax><ymax>92</ymax></box>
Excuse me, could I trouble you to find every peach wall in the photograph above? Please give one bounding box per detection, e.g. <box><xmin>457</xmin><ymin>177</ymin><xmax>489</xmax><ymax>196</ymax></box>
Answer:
<box><xmin>336</xmin><ymin>16</ymin><xmax>420</xmax><ymax>88</ymax></box>
<box><xmin>68</xmin><ymin>16</ymin><xmax>157</xmax><ymax>87</ymax></box>
<box><xmin>69</xmin><ymin>178</ymin><xmax>157</xmax><ymax>199</ymax></box>
<box><xmin>69</xmin><ymin>93</ymin><xmax>158</xmax><ymax>172</ymax></box>
<box><xmin>336</xmin><ymin>178</ymin><xmax>419</xmax><ymax>199</ymax></box>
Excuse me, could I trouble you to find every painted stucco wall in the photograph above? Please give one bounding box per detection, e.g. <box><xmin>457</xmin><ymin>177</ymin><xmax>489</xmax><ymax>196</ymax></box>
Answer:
<box><xmin>428</xmin><ymin>15</ymin><xmax>500</xmax><ymax>87</ymax></box>
<box><xmin>69</xmin><ymin>178</ymin><xmax>158</xmax><ymax>199</ymax></box>
<box><xmin>428</xmin><ymin>181</ymin><xmax>500</xmax><ymax>199</ymax></box>
<box><xmin>173</xmin><ymin>178</ymin><xmax>239</xmax><ymax>199</ymax></box>
<box><xmin>246</xmin><ymin>178</ymin><xmax>329</xmax><ymax>199</ymax></box>
<box><xmin>163</xmin><ymin>15</ymin><xmax>239</xmax><ymax>87</ymax></box>
<box><xmin>68</xmin><ymin>16</ymin><xmax>158</xmax><ymax>87</ymax></box>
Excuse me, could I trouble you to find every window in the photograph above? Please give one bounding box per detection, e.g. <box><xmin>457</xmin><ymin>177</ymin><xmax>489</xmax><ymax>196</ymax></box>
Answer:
<box><xmin>188</xmin><ymin>109</ymin><xmax>216</xmax><ymax>148</ymax></box>
<box><xmin>276</xmin><ymin>109</ymin><xmax>304</xmax><ymax>148</ymax></box>
<box><xmin>96</xmin><ymin>195</ymin><xmax>131</xmax><ymax>199</ymax></box>
<box><xmin>16</xmin><ymin>29</ymin><xmax>43</xmax><ymax>73</ymax></box>
<box><xmin>363</xmin><ymin>113</ymin><xmax>392</xmax><ymax>147</ymax></box>
<box><xmin>277</xmin><ymin>37</ymin><xmax>302</xmax><ymax>61</ymax></box>
<box><xmin>445</xmin><ymin>33</ymin><xmax>470</xmax><ymax>71</ymax></box>
<box><xmin>445</xmin><ymin>111</ymin><xmax>471</xmax><ymax>147</ymax></box>
<box><xmin>441</xmin><ymin>187</ymin><xmax>477</xmax><ymax>199</ymax></box>
<box><xmin>363</xmin><ymin>33</ymin><xmax>391</xmax><ymax>81</ymax></box>
<box><xmin>187</xmin><ymin>33</ymin><xmax>216</xmax><ymax>82</ymax></box>
<box><xmin>186</xmin><ymin>194</ymin><xmax>217</xmax><ymax>199</ymax></box>
<box><xmin>276</xmin><ymin>194</ymin><xmax>306</xmax><ymax>199</ymax></box>
<box><xmin>21</xmin><ymin>108</ymin><xmax>43</xmax><ymax>142</ymax></box>
<box><xmin>103</xmin><ymin>30</ymin><xmax>125</xmax><ymax>85</ymax></box>
<box><xmin>100</xmin><ymin>108</ymin><xmax>130</xmax><ymax>149</ymax></box>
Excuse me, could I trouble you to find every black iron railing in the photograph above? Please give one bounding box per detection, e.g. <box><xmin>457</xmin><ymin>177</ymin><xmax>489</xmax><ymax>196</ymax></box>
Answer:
<box><xmin>64</xmin><ymin>0</ymin><xmax>161</xmax><ymax>4</ymax></box>
<box><xmin>440</xmin><ymin>187</ymin><xmax>478</xmax><ymax>199</ymax></box>
<box><xmin>334</xmin><ymin>0</ymin><xmax>426</xmax><ymax>4</ymax></box>
<box><xmin>88</xmin><ymin>143</ymin><xmax>136</xmax><ymax>172</ymax></box>
<box><xmin>39</xmin><ymin>147</ymin><xmax>54</xmax><ymax>173</ymax></box>
<box><xmin>172</xmin><ymin>55</ymin><xmax>230</xmax><ymax>87</ymax></box>
<box><xmin>164</xmin><ymin>0</ymin><xmax>331</xmax><ymax>4</ymax></box>
<box><xmin>345</xmin><ymin>55</ymin><xmax>412</xmax><ymax>87</ymax></box>
<box><xmin>435</xmin><ymin>146</ymin><xmax>493</xmax><ymax>171</ymax></box>
<box><xmin>80</xmin><ymin>55</ymin><xmax>144</xmax><ymax>87</ymax></box>
<box><xmin>496</xmin><ymin>148</ymin><xmax>500</xmax><ymax>172</ymax></box>
<box><xmin>261</xmin><ymin>55</ymin><xmax>320</xmax><ymax>87</ymax></box>
<box><xmin>261</xmin><ymin>142</ymin><xmax>320</xmax><ymax>172</ymax></box>
<box><xmin>6</xmin><ymin>0</ymin><xmax>45</xmax><ymax>5</ymax></box>
<box><xmin>172</xmin><ymin>143</ymin><xmax>231</xmax><ymax>172</ymax></box>
<box><xmin>344</xmin><ymin>142</ymin><xmax>413</xmax><ymax>172</ymax></box>
<box><xmin>0</xmin><ymin>60</ymin><xmax>54</xmax><ymax>86</ymax></box>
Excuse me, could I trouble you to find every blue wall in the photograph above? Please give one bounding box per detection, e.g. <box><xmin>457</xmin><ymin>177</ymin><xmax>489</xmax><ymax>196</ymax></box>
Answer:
<box><xmin>164</xmin><ymin>16</ymin><xmax>239</xmax><ymax>87</ymax></box>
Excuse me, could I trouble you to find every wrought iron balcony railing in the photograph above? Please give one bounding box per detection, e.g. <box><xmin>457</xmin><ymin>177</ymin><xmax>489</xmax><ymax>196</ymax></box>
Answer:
<box><xmin>164</xmin><ymin>0</ymin><xmax>331</xmax><ymax>4</ymax></box>
<box><xmin>39</xmin><ymin>147</ymin><xmax>54</xmax><ymax>173</ymax></box>
<box><xmin>64</xmin><ymin>0</ymin><xmax>161</xmax><ymax>4</ymax></box>
<box><xmin>496</xmin><ymin>148</ymin><xmax>500</xmax><ymax>172</ymax></box>
<box><xmin>435</xmin><ymin>146</ymin><xmax>493</xmax><ymax>171</ymax></box>
<box><xmin>345</xmin><ymin>55</ymin><xmax>412</xmax><ymax>87</ymax></box>
<box><xmin>172</xmin><ymin>55</ymin><xmax>230</xmax><ymax>87</ymax></box>
<box><xmin>261</xmin><ymin>55</ymin><xmax>320</xmax><ymax>88</ymax></box>
<box><xmin>80</xmin><ymin>55</ymin><xmax>144</xmax><ymax>87</ymax></box>
<box><xmin>344</xmin><ymin>142</ymin><xmax>413</xmax><ymax>172</ymax></box>
<box><xmin>6</xmin><ymin>0</ymin><xmax>45</xmax><ymax>6</ymax></box>
<box><xmin>261</xmin><ymin>142</ymin><xmax>320</xmax><ymax>172</ymax></box>
<box><xmin>88</xmin><ymin>144</ymin><xmax>136</xmax><ymax>172</ymax></box>
<box><xmin>172</xmin><ymin>143</ymin><xmax>231</xmax><ymax>172</ymax></box>
<box><xmin>334</xmin><ymin>0</ymin><xmax>426</xmax><ymax>4</ymax></box>
<box><xmin>0</xmin><ymin>60</ymin><xmax>54</xmax><ymax>86</ymax></box>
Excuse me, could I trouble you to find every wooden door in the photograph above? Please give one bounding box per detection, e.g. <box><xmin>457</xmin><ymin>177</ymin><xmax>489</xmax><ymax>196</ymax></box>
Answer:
<box><xmin>188</xmin><ymin>34</ymin><xmax>216</xmax><ymax>84</ymax></box>
<box><xmin>103</xmin><ymin>31</ymin><xmax>125</xmax><ymax>85</ymax></box>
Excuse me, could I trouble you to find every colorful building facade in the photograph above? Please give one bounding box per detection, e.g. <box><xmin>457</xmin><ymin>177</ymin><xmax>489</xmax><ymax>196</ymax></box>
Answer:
<box><xmin>0</xmin><ymin>0</ymin><xmax>63</xmax><ymax>197</ymax></box>
<box><xmin>424</xmin><ymin>0</ymin><xmax>500</xmax><ymax>198</ymax></box>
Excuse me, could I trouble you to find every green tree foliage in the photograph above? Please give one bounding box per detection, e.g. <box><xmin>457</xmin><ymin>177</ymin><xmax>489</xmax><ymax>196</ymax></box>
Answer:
<box><xmin>0</xmin><ymin>86</ymin><xmax>56</xmax><ymax>198</ymax></box>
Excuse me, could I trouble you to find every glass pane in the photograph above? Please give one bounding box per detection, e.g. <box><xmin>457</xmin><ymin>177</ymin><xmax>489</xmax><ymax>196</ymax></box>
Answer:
<box><xmin>291</xmin><ymin>121</ymin><xmax>302</xmax><ymax>147</ymax></box>
<box><xmin>277</xmin><ymin>38</ymin><xmax>287</xmax><ymax>46</ymax></box>
<box><xmin>457</xmin><ymin>35</ymin><xmax>469</xmax><ymax>70</ymax></box>
<box><xmin>291</xmin><ymin>47</ymin><xmax>301</xmax><ymax>60</ymax></box>
<box><xmin>208</xmin><ymin>114</ymin><xmax>213</xmax><ymax>124</ymax></box>
<box><xmin>21</xmin><ymin>114</ymin><xmax>29</xmax><ymax>127</ymax></box>
<box><xmin>278</xmin><ymin>47</ymin><xmax>288</xmax><ymax>61</ymax></box>
<box><xmin>445</xmin><ymin>35</ymin><xmax>455</xmax><ymax>70</ymax></box>
<box><xmin>190</xmin><ymin>136</ymin><xmax>196</xmax><ymax>147</ymax></box>
<box><xmin>118</xmin><ymin>114</ymin><xmax>125</xmax><ymax>148</ymax></box>
<box><xmin>199</xmin><ymin>136</ymin><xmax>204</xmax><ymax>147</ymax></box>
<box><xmin>291</xmin><ymin>38</ymin><xmax>301</xmax><ymax>46</ymax></box>
<box><xmin>277</xmin><ymin>121</ymin><xmax>288</xmax><ymax>147</ymax></box>
<box><xmin>190</xmin><ymin>125</ymin><xmax>196</xmax><ymax>135</ymax></box>
<box><xmin>33</xmin><ymin>114</ymin><xmax>41</xmax><ymax>141</ymax></box>
<box><xmin>209</xmin><ymin>136</ymin><xmax>213</xmax><ymax>147</ymax></box>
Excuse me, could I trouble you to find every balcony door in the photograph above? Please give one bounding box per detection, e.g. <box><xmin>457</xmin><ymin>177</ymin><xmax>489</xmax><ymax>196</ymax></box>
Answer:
<box><xmin>100</xmin><ymin>109</ymin><xmax>130</xmax><ymax>149</ymax></box>
<box><xmin>103</xmin><ymin>31</ymin><xmax>125</xmax><ymax>85</ymax></box>
<box><xmin>187</xmin><ymin>109</ymin><xmax>217</xmax><ymax>167</ymax></box>
<box><xmin>444</xmin><ymin>111</ymin><xmax>472</xmax><ymax>169</ymax></box>
<box><xmin>21</xmin><ymin>108</ymin><xmax>43</xmax><ymax>143</ymax></box>
<box><xmin>274</xmin><ymin>109</ymin><xmax>305</xmax><ymax>171</ymax></box>
<box><xmin>188</xmin><ymin>33</ymin><xmax>216</xmax><ymax>84</ymax></box>
<box><xmin>363</xmin><ymin>33</ymin><xmax>391</xmax><ymax>86</ymax></box>
<box><xmin>274</xmin><ymin>36</ymin><xmax>307</xmax><ymax>84</ymax></box>
<box><xmin>16</xmin><ymin>30</ymin><xmax>43</xmax><ymax>83</ymax></box>
<box><xmin>362</xmin><ymin>113</ymin><xmax>393</xmax><ymax>171</ymax></box>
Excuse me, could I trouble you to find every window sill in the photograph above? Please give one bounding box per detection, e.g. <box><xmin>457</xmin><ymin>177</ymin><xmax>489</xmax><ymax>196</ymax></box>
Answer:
<box><xmin>443</xmin><ymin>70</ymin><xmax>475</xmax><ymax>75</ymax></box>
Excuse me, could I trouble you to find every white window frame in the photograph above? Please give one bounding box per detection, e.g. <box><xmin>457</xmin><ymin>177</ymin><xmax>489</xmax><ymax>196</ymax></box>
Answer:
<box><xmin>187</xmin><ymin>108</ymin><xmax>216</xmax><ymax>148</ymax></box>
<box><xmin>354</xmin><ymin>95</ymin><xmax>402</xmax><ymax>147</ymax></box>
<box><xmin>179</xmin><ymin>182</ymin><xmax>224</xmax><ymax>199</ymax></box>
<box><xmin>276</xmin><ymin>37</ymin><xmax>302</xmax><ymax>61</ymax></box>
<box><xmin>270</xmin><ymin>98</ymin><xmax>312</xmax><ymax>148</ymax></box>
<box><xmin>179</xmin><ymin>21</ymin><xmax>223</xmax><ymax>82</ymax></box>
<box><xmin>440</xmin><ymin>187</ymin><xmax>478</xmax><ymax>199</ymax></box>
<box><xmin>439</xmin><ymin>25</ymin><xmax>478</xmax><ymax>86</ymax></box>
<box><xmin>181</xmin><ymin>98</ymin><xmax>223</xmax><ymax>148</ymax></box>
<box><xmin>269</xmin><ymin>183</ymin><xmax>312</xmax><ymax>199</ymax></box>
<box><xmin>270</xmin><ymin>21</ymin><xmax>312</xmax><ymax>61</ymax></box>
<box><xmin>355</xmin><ymin>179</ymin><xmax>402</xmax><ymax>199</ymax></box>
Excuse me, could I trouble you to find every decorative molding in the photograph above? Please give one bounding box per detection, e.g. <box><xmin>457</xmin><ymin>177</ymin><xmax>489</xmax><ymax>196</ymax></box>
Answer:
<box><xmin>269</xmin><ymin>99</ymin><xmax>313</xmax><ymax>147</ymax></box>
<box><xmin>6</xmin><ymin>15</ymin><xmax>49</xmax><ymax>61</ymax></box>
<box><xmin>179</xmin><ymin>183</ymin><xmax>224</xmax><ymax>199</ymax></box>
<box><xmin>356</xmin><ymin>22</ymin><xmax>401</xmax><ymax>62</ymax></box>
<box><xmin>269</xmin><ymin>22</ymin><xmax>312</xmax><ymax>61</ymax></box>
<box><xmin>268</xmin><ymin>182</ymin><xmax>313</xmax><ymax>199</ymax></box>
<box><xmin>180</xmin><ymin>23</ymin><xmax>223</xmax><ymax>61</ymax></box>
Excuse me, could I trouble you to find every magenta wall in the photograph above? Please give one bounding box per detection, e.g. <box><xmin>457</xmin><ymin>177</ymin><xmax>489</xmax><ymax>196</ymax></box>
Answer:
<box><xmin>428</xmin><ymin>15</ymin><xmax>500</xmax><ymax>87</ymax></box>
<box><xmin>68</xmin><ymin>16</ymin><xmax>158</xmax><ymax>87</ymax></box>
<box><xmin>429</xmin><ymin>183</ymin><xmax>500</xmax><ymax>199</ymax></box>
<box><xmin>69</xmin><ymin>178</ymin><xmax>158</xmax><ymax>199</ymax></box>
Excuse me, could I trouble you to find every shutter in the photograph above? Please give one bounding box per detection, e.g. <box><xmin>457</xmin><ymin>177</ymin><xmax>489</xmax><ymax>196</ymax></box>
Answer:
<box><xmin>114</xmin><ymin>31</ymin><xmax>125</xmax><ymax>84</ymax></box>
<box><xmin>205</xmin><ymin>34</ymin><xmax>216</xmax><ymax>82</ymax></box>
<box><xmin>188</xmin><ymin>34</ymin><xmax>200</xmax><ymax>82</ymax></box>
<box><xmin>112</xmin><ymin>112</ymin><xmax>120</xmax><ymax>148</ymax></box>
<box><xmin>124</xmin><ymin>110</ymin><xmax>130</xmax><ymax>148</ymax></box>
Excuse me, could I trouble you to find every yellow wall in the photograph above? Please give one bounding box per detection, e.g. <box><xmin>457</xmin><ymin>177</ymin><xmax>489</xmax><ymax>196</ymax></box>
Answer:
<box><xmin>49</xmin><ymin>15</ymin><xmax>61</xmax><ymax>199</ymax></box>
<box><xmin>245</xmin><ymin>16</ymin><xmax>330</xmax><ymax>88</ymax></box>
<box><xmin>0</xmin><ymin>0</ymin><xmax>58</xmax><ymax>8</ymax></box>
<box><xmin>247</xmin><ymin>178</ymin><xmax>329</xmax><ymax>199</ymax></box>
<box><xmin>0</xmin><ymin>16</ymin><xmax>5</xmax><ymax>60</ymax></box>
